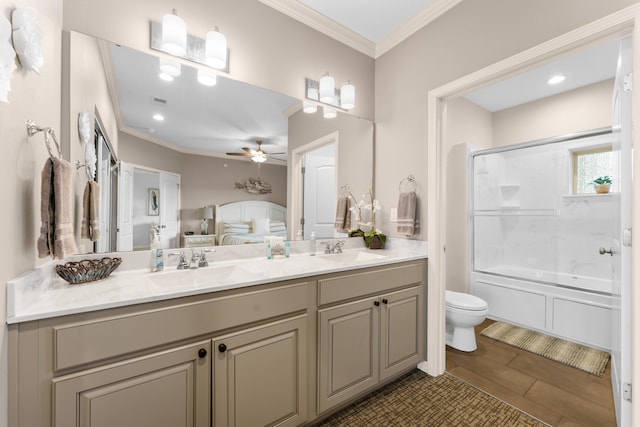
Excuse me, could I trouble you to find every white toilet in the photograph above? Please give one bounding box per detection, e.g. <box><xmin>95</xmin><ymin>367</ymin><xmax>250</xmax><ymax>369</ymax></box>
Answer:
<box><xmin>445</xmin><ymin>290</ymin><xmax>489</xmax><ymax>352</ymax></box>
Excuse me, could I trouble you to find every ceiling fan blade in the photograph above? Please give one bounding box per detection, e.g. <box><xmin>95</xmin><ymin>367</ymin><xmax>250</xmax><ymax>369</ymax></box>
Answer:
<box><xmin>242</xmin><ymin>147</ymin><xmax>254</xmax><ymax>153</ymax></box>
<box><xmin>226</xmin><ymin>152</ymin><xmax>252</xmax><ymax>156</ymax></box>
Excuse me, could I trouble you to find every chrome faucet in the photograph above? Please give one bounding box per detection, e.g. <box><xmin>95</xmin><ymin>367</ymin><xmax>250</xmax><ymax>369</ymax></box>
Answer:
<box><xmin>168</xmin><ymin>251</ymin><xmax>189</xmax><ymax>270</ymax></box>
<box><xmin>198</xmin><ymin>248</ymin><xmax>215</xmax><ymax>268</ymax></box>
<box><xmin>322</xmin><ymin>240</ymin><xmax>345</xmax><ymax>254</ymax></box>
<box><xmin>189</xmin><ymin>250</ymin><xmax>201</xmax><ymax>269</ymax></box>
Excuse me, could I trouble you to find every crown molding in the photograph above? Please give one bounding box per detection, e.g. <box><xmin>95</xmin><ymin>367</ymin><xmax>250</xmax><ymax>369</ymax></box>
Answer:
<box><xmin>375</xmin><ymin>0</ymin><xmax>463</xmax><ymax>58</ymax></box>
<box><xmin>261</xmin><ymin>0</ymin><xmax>462</xmax><ymax>59</ymax></box>
<box><xmin>260</xmin><ymin>0</ymin><xmax>375</xmax><ymax>57</ymax></box>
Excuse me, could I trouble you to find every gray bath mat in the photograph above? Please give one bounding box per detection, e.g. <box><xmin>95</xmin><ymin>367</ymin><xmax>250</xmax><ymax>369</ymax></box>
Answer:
<box><xmin>480</xmin><ymin>321</ymin><xmax>610</xmax><ymax>376</ymax></box>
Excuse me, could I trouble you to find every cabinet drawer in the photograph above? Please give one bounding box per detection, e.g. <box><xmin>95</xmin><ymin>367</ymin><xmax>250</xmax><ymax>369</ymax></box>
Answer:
<box><xmin>318</xmin><ymin>262</ymin><xmax>423</xmax><ymax>306</ymax></box>
<box><xmin>53</xmin><ymin>282</ymin><xmax>308</xmax><ymax>371</ymax></box>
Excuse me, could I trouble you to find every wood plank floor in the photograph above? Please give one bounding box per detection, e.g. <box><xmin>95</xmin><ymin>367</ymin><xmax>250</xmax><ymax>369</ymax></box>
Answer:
<box><xmin>446</xmin><ymin>319</ymin><xmax>616</xmax><ymax>427</ymax></box>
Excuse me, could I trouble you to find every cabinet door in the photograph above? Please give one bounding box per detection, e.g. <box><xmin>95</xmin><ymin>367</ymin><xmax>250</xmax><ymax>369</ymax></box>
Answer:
<box><xmin>379</xmin><ymin>286</ymin><xmax>423</xmax><ymax>381</ymax></box>
<box><xmin>318</xmin><ymin>297</ymin><xmax>379</xmax><ymax>413</ymax></box>
<box><xmin>213</xmin><ymin>315</ymin><xmax>307</xmax><ymax>427</ymax></box>
<box><xmin>53</xmin><ymin>341</ymin><xmax>211</xmax><ymax>427</ymax></box>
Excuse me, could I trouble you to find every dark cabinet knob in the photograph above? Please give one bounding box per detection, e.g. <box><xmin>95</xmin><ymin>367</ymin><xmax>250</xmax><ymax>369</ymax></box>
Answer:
<box><xmin>198</xmin><ymin>348</ymin><xmax>207</xmax><ymax>358</ymax></box>
<box><xmin>218</xmin><ymin>343</ymin><xmax>227</xmax><ymax>353</ymax></box>
<box><xmin>373</xmin><ymin>300</ymin><xmax>380</xmax><ymax>307</ymax></box>
<box><xmin>382</xmin><ymin>298</ymin><xmax>388</xmax><ymax>305</ymax></box>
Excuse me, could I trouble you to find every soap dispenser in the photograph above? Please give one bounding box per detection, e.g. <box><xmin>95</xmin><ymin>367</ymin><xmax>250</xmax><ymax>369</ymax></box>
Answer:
<box><xmin>150</xmin><ymin>225</ymin><xmax>164</xmax><ymax>272</ymax></box>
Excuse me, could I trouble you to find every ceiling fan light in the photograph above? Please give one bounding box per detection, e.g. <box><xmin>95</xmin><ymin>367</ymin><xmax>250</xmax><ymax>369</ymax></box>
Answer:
<box><xmin>205</xmin><ymin>28</ymin><xmax>227</xmax><ymax>69</ymax></box>
<box><xmin>252</xmin><ymin>155</ymin><xmax>267</xmax><ymax>163</ymax></box>
<box><xmin>159</xmin><ymin>57</ymin><xmax>181</xmax><ymax>77</ymax></box>
<box><xmin>161</xmin><ymin>10</ymin><xmax>187</xmax><ymax>56</ymax></box>
<box><xmin>197</xmin><ymin>69</ymin><xmax>217</xmax><ymax>86</ymax></box>
<box><xmin>303</xmin><ymin>100</ymin><xmax>317</xmax><ymax>114</ymax></box>
<box><xmin>340</xmin><ymin>82</ymin><xmax>355</xmax><ymax>109</ymax></box>
<box><xmin>323</xmin><ymin>105</ymin><xmax>337</xmax><ymax>119</ymax></box>
<box><xmin>319</xmin><ymin>73</ymin><xmax>335</xmax><ymax>103</ymax></box>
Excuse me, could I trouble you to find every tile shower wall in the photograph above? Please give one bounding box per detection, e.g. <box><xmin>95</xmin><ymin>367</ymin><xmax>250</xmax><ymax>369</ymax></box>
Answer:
<box><xmin>472</xmin><ymin>134</ymin><xmax>614</xmax><ymax>284</ymax></box>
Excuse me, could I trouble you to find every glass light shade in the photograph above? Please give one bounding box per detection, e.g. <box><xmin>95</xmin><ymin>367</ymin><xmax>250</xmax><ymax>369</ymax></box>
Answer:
<box><xmin>303</xmin><ymin>101</ymin><xmax>317</xmax><ymax>114</ymax></box>
<box><xmin>159</xmin><ymin>57</ymin><xmax>181</xmax><ymax>77</ymax></box>
<box><xmin>197</xmin><ymin>69</ymin><xmax>217</xmax><ymax>86</ymax></box>
<box><xmin>319</xmin><ymin>74</ymin><xmax>335</xmax><ymax>103</ymax></box>
<box><xmin>205</xmin><ymin>29</ymin><xmax>227</xmax><ymax>69</ymax></box>
<box><xmin>161</xmin><ymin>11</ymin><xmax>187</xmax><ymax>56</ymax></box>
<box><xmin>340</xmin><ymin>82</ymin><xmax>355</xmax><ymax>109</ymax></box>
<box><xmin>252</xmin><ymin>155</ymin><xmax>268</xmax><ymax>163</ymax></box>
<box><xmin>323</xmin><ymin>106</ymin><xmax>337</xmax><ymax>119</ymax></box>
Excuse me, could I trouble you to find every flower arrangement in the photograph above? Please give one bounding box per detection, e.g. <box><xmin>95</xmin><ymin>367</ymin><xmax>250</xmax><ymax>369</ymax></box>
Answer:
<box><xmin>346</xmin><ymin>188</ymin><xmax>386</xmax><ymax>249</ymax></box>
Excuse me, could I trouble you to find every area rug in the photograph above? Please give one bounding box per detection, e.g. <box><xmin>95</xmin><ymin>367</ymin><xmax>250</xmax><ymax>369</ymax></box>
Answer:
<box><xmin>480</xmin><ymin>321</ymin><xmax>610</xmax><ymax>377</ymax></box>
<box><xmin>314</xmin><ymin>370</ymin><xmax>549</xmax><ymax>426</ymax></box>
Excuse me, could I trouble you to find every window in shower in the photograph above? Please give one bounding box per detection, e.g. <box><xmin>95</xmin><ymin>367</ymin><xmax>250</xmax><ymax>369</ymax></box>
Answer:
<box><xmin>572</xmin><ymin>145</ymin><xmax>612</xmax><ymax>194</ymax></box>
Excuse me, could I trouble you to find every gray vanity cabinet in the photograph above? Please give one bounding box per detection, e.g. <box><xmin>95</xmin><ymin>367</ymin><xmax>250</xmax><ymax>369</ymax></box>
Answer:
<box><xmin>212</xmin><ymin>315</ymin><xmax>307</xmax><ymax>427</ymax></box>
<box><xmin>316</xmin><ymin>262</ymin><xmax>425</xmax><ymax>414</ymax></box>
<box><xmin>53</xmin><ymin>340</ymin><xmax>211</xmax><ymax>427</ymax></box>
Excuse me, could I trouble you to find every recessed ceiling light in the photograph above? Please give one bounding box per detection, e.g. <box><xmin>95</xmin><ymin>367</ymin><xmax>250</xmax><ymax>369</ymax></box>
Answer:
<box><xmin>153</xmin><ymin>113</ymin><xmax>165</xmax><ymax>121</ymax></box>
<box><xmin>548</xmin><ymin>75</ymin><xmax>566</xmax><ymax>85</ymax></box>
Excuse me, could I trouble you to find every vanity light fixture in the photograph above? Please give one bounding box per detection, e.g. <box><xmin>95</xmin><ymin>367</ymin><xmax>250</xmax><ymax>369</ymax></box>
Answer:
<box><xmin>319</xmin><ymin>73</ymin><xmax>335</xmax><ymax>103</ymax></box>
<box><xmin>340</xmin><ymin>82</ymin><xmax>355</xmax><ymax>109</ymax></box>
<box><xmin>158</xmin><ymin>57</ymin><xmax>181</xmax><ymax>81</ymax></box>
<box><xmin>205</xmin><ymin>27</ymin><xmax>227</xmax><ymax>70</ymax></box>
<box><xmin>160</xmin><ymin>9</ymin><xmax>187</xmax><ymax>56</ymax></box>
<box><xmin>197</xmin><ymin>69</ymin><xmax>217</xmax><ymax>86</ymax></box>
<box><xmin>323</xmin><ymin>106</ymin><xmax>337</xmax><ymax>119</ymax></box>
<box><xmin>303</xmin><ymin>87</ymin><xmax>318</xmax><ymax>113</ymax></box>
<box><xmin>548</xmin><ymin>74</ymin><xmax>566</xmax><ymax>85</ymax></box>
<box><xmin>305</xmin><ymin>76</ymin><xmax>355</xmax><ymax>116</ymax></box>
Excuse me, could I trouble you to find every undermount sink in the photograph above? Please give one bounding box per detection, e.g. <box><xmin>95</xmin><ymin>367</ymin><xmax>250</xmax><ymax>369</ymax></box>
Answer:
<box><xmin>149</xmin><ymin>265</ymin><xmax>246</xmax><ymax>288</ymax></box>
<box><xmin>317</xmin><ymin>250</ymin><xmax>388</xmax><ymax>264</ymax></box>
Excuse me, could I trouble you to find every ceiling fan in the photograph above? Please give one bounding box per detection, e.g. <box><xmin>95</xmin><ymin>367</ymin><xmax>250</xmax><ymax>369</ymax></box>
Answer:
<box><xmin>226</xmin><ymin>140</ymin><xmax>286</xmax><ymax>163</ymax></box>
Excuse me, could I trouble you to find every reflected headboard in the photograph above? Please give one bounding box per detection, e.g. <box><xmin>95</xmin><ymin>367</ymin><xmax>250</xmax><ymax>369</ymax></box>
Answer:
<box><xmin>215</xmin><ymin>201</ymin><xmax>287</xmax><ymax>241</ymax></box>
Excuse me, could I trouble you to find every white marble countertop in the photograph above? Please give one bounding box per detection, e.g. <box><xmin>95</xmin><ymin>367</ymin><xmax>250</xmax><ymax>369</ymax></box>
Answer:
<box><xmin>7</xmin><ymin>238</ymin><xmax>427</xmax><ymax>324</ymax></box>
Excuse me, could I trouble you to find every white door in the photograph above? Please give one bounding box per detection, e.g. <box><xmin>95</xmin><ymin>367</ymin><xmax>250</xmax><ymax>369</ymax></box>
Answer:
<box><xmin>303</xmin><ymin>144</ymin><xmax>335</xmax><ymax>239</ymax></box>
<box><xmin>609</xmin><ymin>36</ymin><xmax>632</xmax><ymax>427</ymax></box>
<box><xmin>116</xmin><ymin>161</ymin><xmax>134</xmax><ymax>252</ymax></box>
<box><xmin>159</xmin><ymin>173</ymin><xmax>180</xmax><ymax>249</ymax></box>
<box><xmin>95</xmin><ymin>136</ymin><xmax>111</xmax><ymax>253</ymax></box>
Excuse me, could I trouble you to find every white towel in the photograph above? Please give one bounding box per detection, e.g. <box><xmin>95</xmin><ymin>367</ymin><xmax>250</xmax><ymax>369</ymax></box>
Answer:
<box><xmin>397</xmin><ymin>191</ymin><xmax>419</xmax><ymax>236</ymax></box>
<box><xmin>37</xmin><ymin>158</ymin><xmax>78</xmax><ymax>259</ymax></box>
<box><xmin>334</xmin><ymin>196</ymin><xmax>351</xmax><ymax>231</ymax></box>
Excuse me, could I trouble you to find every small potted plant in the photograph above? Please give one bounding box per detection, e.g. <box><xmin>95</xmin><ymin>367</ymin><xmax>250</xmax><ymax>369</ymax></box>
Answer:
<box><xmin>591</xmin><ymin>176</ymin><xmax>612</xmax><ymax>194</ymax></box>
<box><xmin>360</xmin><ymin>188</ymin><xmax>386</xmax><ymax>249</ymax></box>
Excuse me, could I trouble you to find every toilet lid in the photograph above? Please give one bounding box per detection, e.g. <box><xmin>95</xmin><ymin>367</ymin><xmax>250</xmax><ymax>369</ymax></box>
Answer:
<box><xmin>445</xmin><ymin>290</ymin><xmax>488</xmax><ymax>311</ymax></box>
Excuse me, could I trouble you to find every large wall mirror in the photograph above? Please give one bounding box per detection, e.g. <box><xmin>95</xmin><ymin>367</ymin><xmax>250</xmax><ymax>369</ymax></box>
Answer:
<box><xmin>65</xmin><ymin>31</ymin><xmax>373</xmax><ymax>254</ymax></box>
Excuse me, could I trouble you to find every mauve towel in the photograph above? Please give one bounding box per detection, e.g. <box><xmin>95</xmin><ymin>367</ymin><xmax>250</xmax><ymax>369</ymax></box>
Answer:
<box><xmin>38</xmin><ymin>158</ymin><xmax>78</xmax><ymax>259</ymax></box>
<box><xmin>397</xmin><ymin>191</ymin><xmax>419</xmax><ymax>236</ymax></box>
<box><xmin>81</xmin><ymin>180</ymin><xmax>100</xmax><ymax>242</ymax></box>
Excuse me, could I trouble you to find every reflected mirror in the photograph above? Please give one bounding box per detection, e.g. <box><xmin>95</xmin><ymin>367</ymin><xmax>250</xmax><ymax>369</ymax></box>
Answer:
<box><xmin>66</xmin><ymin>31</ymin><xmax>373</xmax><ymax>253</ymax></box>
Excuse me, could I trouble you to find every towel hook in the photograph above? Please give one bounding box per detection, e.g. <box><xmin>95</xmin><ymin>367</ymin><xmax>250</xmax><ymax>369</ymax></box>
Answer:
<box><xmin>399</xmin><ymin>175</ymin><xmax>417</xmax><ymax>192</ymax></box>
<box><xmin>26</xmin><ymin>119</ymin><xmax>63</xmax><ymax>159</ymax></box>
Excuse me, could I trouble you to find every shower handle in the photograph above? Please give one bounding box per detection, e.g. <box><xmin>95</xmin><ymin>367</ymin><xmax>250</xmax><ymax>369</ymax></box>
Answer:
<box><xmin>599</xmin><ymin>247</ymin><xmax>614</xmax><ymax>256</ymax></box>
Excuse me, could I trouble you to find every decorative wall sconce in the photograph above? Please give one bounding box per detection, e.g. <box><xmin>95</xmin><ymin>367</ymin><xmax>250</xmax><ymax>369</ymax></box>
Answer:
<box><xmin>151</xmin><ymin>10</ymin><xmax>229</xmax><ymax>72</ymax></box>
<box><xmin>304</xmin><ymin>75</ymin><xmax>356</xmax><ymax>116</ymax></box>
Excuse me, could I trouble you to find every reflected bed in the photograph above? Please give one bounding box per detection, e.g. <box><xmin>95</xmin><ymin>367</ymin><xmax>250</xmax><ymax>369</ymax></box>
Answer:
<box><xmin>215</xmin><ymin>201</ymin><xmax>287</xmax><ymax>245</ymax></box>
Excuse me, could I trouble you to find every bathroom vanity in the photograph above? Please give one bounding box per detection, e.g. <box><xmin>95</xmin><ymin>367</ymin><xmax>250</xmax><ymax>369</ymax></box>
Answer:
<box><xmin>7</xmin><ymin>240</ymin><xmax>427</xmax><ymax>427</ymax></box>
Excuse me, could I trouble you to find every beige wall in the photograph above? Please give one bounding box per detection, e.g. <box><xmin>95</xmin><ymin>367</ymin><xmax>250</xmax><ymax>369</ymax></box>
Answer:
<box><xmin>375</xmin><ymin>0</ymin><xmax>638</xmax><ymax>240</ymax></box>
<box><xmin>443</xmin><ymin>97</ymin><xmax>493</xmax><ymax>292</ymax></box>
<box><xmin>493</xmin><ymin>79</ymin><xmax>615</xmax><ymax>147</ymax></box>
<box><xmin>1</xmin><ymin>1</ymin><xmax>63</xmax><ymax>425</ymax></box>
<box><xmin>62</xmin><ymin>0</ymin><xmax>374</xmax><ymax>121</ymax></box>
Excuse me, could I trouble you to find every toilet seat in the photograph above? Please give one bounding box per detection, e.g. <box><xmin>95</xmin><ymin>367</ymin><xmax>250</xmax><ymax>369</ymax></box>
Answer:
<box><xmin>445</xmin><ymin>290</ymin><xmax>488</xmax><ymax>311</ymax></box>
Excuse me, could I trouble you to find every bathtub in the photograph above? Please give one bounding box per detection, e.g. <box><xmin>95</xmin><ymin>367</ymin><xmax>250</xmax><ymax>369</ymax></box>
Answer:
<box><xmin>471</xmin><ymin>268</ymin><xmax>614</xmax><ymax>350</ymax></box>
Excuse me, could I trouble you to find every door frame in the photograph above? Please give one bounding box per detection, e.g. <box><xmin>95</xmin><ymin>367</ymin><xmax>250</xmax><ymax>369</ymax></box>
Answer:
<box><xmin>426</xmin><ymin>7</ymin><xmax>640</xmax><ymax>424</ymax></box>
<box><xmin>290</xmin><ymin>131</ymin><xmax>339</xmax><ymax>239</ymax></box>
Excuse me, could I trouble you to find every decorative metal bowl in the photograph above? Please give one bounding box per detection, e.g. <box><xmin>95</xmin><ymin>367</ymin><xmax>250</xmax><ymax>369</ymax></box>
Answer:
<box><xmin>55</xmin><ymin>257</ymin><xmax>122</xmax><ymax>285</ymax></box>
